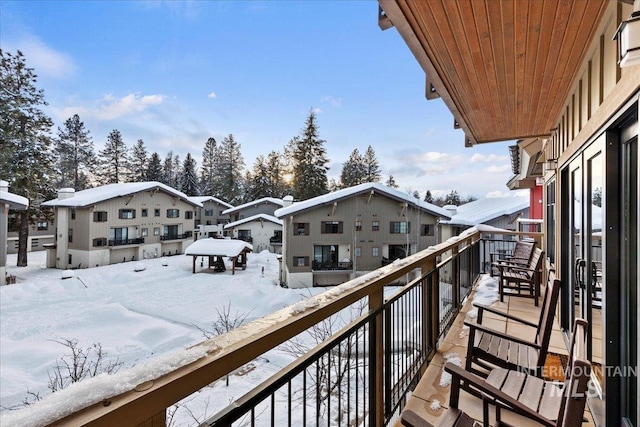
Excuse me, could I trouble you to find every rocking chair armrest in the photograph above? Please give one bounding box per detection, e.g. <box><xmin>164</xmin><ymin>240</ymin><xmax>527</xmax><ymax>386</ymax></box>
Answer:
<box><xmin>464</xmin><ymin>320</ymin><xmax>541</xmax><ymax>349</ymax></box>
<box><xmin>496</xmin><ymin>264</ymin><xmax>537</xmax><ymax>274</ymax></box>
<box><xmin>473</xmin><ymin>303</ymin><xmax>537</xmax><ymax>328</ymax></box>
<box><xmin>444</xmin><ymin>363</ymin><xmax>555</xmax><ymax>427</ymax></box>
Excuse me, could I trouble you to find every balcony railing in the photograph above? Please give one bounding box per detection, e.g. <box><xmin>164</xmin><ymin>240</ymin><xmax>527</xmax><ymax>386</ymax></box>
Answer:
<box><xmin>160</xmin><ymin>232</ymin><xmax>191</xmax><ymax>241</ymax></box>
<box><xmin>312</xmin><ymin>260</ymin><xmax>353</xmax><ymax>270</ymax></box>
<box><xmin>108</xmin><ymin>237</ymin><xmax>145</xmax><ymax>246</ymax></box>
<box><xmin>269</xmin><ymin>236</ymin><xmax>283</xmax><ymax>244</ymax></box>
<box><xmin>25</xmin><ymin>229</ymin><xmax>541</xmax><ymax>427</ymax></box>
<box><xmin>237</xmin><ymin>236</ymin><xmax>253</xmax><ymax>243</ymax></box>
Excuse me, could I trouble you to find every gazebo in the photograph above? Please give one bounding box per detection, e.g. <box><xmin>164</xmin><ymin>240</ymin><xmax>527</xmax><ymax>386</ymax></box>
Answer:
<box><xmin>184</xmin><ymin>238</ymin><xmax>253</xmax><ymax>275</ymax></box>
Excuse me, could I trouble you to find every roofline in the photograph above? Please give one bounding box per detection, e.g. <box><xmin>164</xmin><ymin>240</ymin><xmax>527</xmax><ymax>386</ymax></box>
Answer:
<box><xmin>222</xmin><ymin>198</ymin><xmax>284</xmax><ymax>214</ymax></box>
<box><xmin>224</xmin><ymin>214</ymin><xmax>283</xmax><ymax>229</ymax></box>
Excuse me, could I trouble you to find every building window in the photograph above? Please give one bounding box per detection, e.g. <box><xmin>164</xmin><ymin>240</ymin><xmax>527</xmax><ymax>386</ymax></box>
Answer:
<box><xmin>119</xmin><ymin>209</ymin><xmax>136</xmax><ymax>219</ymax></box>
<box><xmin>93</xmin><ymin>237</ymin><xmax>107</xmax><ymax>247</ymax></box>
<box><xmin>68</xmin><ymin>229</ymin><xmax>73</xmax><ymax>243</ymax></box>
<box><xmin>37</xmin><ymin>221</ymin><xmax>48</xmax><ymax>230</ymax></box>
<box><xmin>219</xmin><ymin>210</ymin><xmax>225</xmax><ymax>216</ymax></box>
<box><xmin>68</xmin><ymin>254</ymin><xmax>72</xmax><ymax>265</ymax></box>
<box><xmin>185</xmin><ymin>211</ymin><xmax>193</xmax><ymax>219</ymax></box>
<box><xmin>390</xmin><ymin>221</ymin><xmax>410</xmax><ymax>234</ymax></box>
<box><xmin>154</xmin><ymin>227</ymin><xmax>160</xmax><ymax>236</ymax></box>
<box><xmin>167</xmin><ymin>209</ymin><xmax>180</xmax><ymax>218</ymax></box>
<box><xmin>142</xmin><ymin>208</ymin><xmax>148</xmax><ymax>217</ymax></box>
<box><xmin>141</xmin><ymin>228</ymin><xmax>148</xmax><ymax>237</ymax></box>
<box><xmin>154</xmin><ymin>209</ymin><xmax>160</xmax><ymax>217</ymax></box>
<box><xmin>372</xmin><ymin>247</ymin><xmax>379</xmax><ymax>257</ymax></box>
<box><xmin>372</xmin><ymin>221</ymin><xmax>379</xmax><ymax>231</ymax></box>
<box><xmin>71</xmin><ymin>208</ymin><xmax>76</xmax><ymax>220</ymax></box>
<box><xmin>295</xmin><ymin>223</ymin><xmax>310</xmax><ymax>235</ymax></box>
<box><xmin>31</xmin><ymin>239</ymin><xmax>39</xmax><ymax>249</ymax></box>
<box><xmin>205</xmin><ymin>209</ymin><xmax>214</xmax><ymax>216</ymax></box>
<box><xmin>355</xmin><ymin>220</ymin><xmax>362</xmax><ymax>231</ymax></box>
<box><xmin>420</xmin><ymin>224</ymin><xmax>435</xmax><ymax>236</ymax></box>
<box><xmin>238</xmin><ymin>230</ymin><xmax>251</xmax><ymax>241</ymax></box>
<box><xmin>355</xmin><ymin>247</ymin><xmax>362</xmax><ymax>257</ymax></box>
<box><xmin>294</xmin><ymin>256</ymin><xmax>309</xmax><ymax>267</ymax></box>
<box><xmin>93</xmin><ymin>211</ymin><xmax>107</xmax><ymax>222</ymax></box>
<box><xmin>321</xmin><ymin>221</ymin><xmax>343</xmax><ymax>234</ymax></box>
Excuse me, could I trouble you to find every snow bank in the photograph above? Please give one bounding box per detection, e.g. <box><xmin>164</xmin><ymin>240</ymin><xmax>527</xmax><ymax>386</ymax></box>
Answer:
<box><xmin>465</xmin><ymin>274</ymin><xmax>499</xmax><ymax>321</ymax></box>
<box><xmin>439</xmin><ymin>353</ymin><xmax>462</xmax><ymax>387</ymax></box>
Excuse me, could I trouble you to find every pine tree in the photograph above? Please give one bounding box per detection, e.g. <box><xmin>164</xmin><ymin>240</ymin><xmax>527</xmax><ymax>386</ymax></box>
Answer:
<box><xmin>0</xmin><ymin>49</ymin><xmax>56</xmax><ymax>266</ymax></box>
<box><xmin>444</xmin><ymin>190</ymin><xmax>462</xmax><ymax>206</ymax></box>
<box><xmin>200</xmin><ymin>137</ymin><xmax>218</xmax><ymax>196</ymax></box>
<box><xmin>146</xmin><ymin>152</ymin><xmax>163</xmax><ymax>182</ymax></box>
<box><xmin>424</xmin><ymin>190</ymin><xmax>434</xmax><ymax>204</ymax></box>
<box><xmin>413</xmin><ymin>190</ymin><xmax>420</xmax><ymax>199</ymax></box>
<box><xmin>291</xmin><ymin>109</ymin><xmax>329</xmax><ymax>200</ymax></box>
<box><xmin>130</xmin><ymin>139</ymin><xmax>148</xmax><ymax>182</ymax></box>
<box><xmin>172</xmin><ymin>153</ymin><xmax>182</xmax><ymax>190</ymax></box>
<box><xmin>54</xmin><ymin>114</ymin><xmax>95</xmax><ymax>190</ymax></box>
<box><xmin>362</xmin><ymin>145</ymin><xmax>382</xmax><ymax>183</ymax></box>
<box><xmin>162</xmin><ymin>151</ymin><xmax>174</xmax><ymax>186</ymax></box>
<box><xmin>340</xmin><ymin>148</ymin><xmax>366</xmax><ymax>188</ymax></box>
<box><xmin>246</xmin><ymin>155</ymin><xmax>270</xmax><ymax>200</ymax></box>
<box><xmin>217</xmin><ymin>134</ymin><xmax>245</xmax><ymax>204</ymax></box>
<box><xmin>181</xmin><ymin>152</ymin><xmax>199</xmax><ymax>195</ymax></box>
<box><xmin>386</xmin><ymin>174</ymin><xmax>399</xmax><ymax>188</ymax></box>
<box><xmin>98</xmin><ymin>129</ymin><xmax>129</xmax><ymax>184</ymax></box>
<box><xmin>265</xmin><ymin>150</ymin><xmax>288</xmax><ymax>197</ymax></box>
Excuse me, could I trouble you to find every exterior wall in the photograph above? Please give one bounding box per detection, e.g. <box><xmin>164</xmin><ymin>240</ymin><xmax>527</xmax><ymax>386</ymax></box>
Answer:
<box><xmin>6</xmin><ymin>221</ymin><xmax>54</xmax><ymax>254</ymax></box>
<box><xmin>0</xmin><ymin>203</ymin><xmax>7</xmax><ymax>283</ymax></box>
<box><xmin>195</xmin><ymin>200</ymin><xmax>231</xmax><ymax>228</ymax></box>
<box><xmin>227</xmin><ymin>220</ymin><xmax>281</xmax><ymax>253</ymax></box>
<box><xmin>227</xmin><ymin>201</ymin><xmax>281</xmax><ymax>222</ymax></box>
<box><xmin>280</xmin><ymin>192</ymin><xmax>440</xmax><ymax>287</ymax></box>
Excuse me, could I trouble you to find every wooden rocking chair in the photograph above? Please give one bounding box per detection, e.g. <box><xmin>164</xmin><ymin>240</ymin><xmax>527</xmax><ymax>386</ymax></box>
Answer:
<box><xmin>489</xmin><ymin>240</ymin><xmax>536</xmax><ymax>277</ymax></box>
<box><xmin>496</xmin><ymin>247</ymin><xmax>544</xmax><ymax>306</ymax></box>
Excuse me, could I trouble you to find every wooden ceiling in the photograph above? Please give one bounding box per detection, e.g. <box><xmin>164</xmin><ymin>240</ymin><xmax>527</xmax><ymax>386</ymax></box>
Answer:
<box><xmin>379</xmin><ymin>0</ymin><xmax>610</xmax><ymax>145</ymax></box>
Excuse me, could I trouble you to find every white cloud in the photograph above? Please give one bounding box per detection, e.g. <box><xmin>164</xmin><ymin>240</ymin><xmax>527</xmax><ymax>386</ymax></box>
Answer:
<box><xmin>61</xmin><ymin>93</ymin><xmax>166</xmax><ymax>121</ymax></box>
<box><xmin>321</xmin><ymin>95</ymin><xmax>342</xmax><ymax>107</ymax></box>
<box><xmin>311</xmin><ymin>107</ymin><xmax>322</xmax><ymax>114</ymax></box>
<box><xmin>417</xmin><ymin>151</ymin><xmax>449</xmax><ymax>162</ymax></box>
<box><xmin>484</xmin><ymin>164</ymin><xmax>511</xmax><ymax>173</ymax></box>
<box><xmin>208</xmin><ymin>91</ymin><xmax>217</xmax><ymax>99</ymax></box>
<box><xmin>5</xmin><ymin>35</ymin><xmax>76</xmax><ymax>78</ymax></box>
<box><xmin>470</xmin><ymin>153</ymin><xmax>508</xmax><ymax>163</ymax></box>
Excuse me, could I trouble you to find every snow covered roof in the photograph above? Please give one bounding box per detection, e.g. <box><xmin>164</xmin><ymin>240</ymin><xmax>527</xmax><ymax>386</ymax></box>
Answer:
<box><xmin>0</xmin><ymin>181</ymin><xmax>28</xmax><ymax>210</ymax></box>
<box><xmin>223</xmin><ymin>214</ymin><xmax>283</xmax><ymax>229</ymax></box>
<box><xmin>222</xmin><ymin>197</ymin><xmax>284</xmax><ymax>214</ymax></box>
<box><xmin>441</xmin><ymin>196</ymin><xmax>529</xmax><ymax>226</ymax></box>
<box><xmin>274</xmin><ymin>182</ymin><xmax>452</xmax><ymax>219</ymax></box>
<box><xmin>184</xmin><ymin>238</ymin><xmax>253</xmax><ymax>256</ymax></box>
<box><xmin>188</xmin><ymin>196</ymin><xmax>233</xmax><ymax>209</ymax></box>
<box><xmin>42</xmin><ymin>182</ymin><xmax>202</xmax><ymax>208</ymax></box>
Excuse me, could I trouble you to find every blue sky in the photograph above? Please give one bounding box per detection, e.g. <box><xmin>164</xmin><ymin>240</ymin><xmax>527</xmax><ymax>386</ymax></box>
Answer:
<box><xmin>1</xmin><ymin>0</ymin><xmax>520</xmax><ymax>199</ymax></box>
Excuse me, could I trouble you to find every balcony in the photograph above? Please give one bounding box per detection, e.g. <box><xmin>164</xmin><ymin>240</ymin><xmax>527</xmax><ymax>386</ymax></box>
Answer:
<box><xmin>237</xmin><ymin>235</ymin><xmax>253</xmax><ymax>243</ymax></box>
<box><xmin>269</xmin><ymin>235</ymin><xmax>283</xmax><ymax>245</ymax></box>
<box><xmin>160</xmin><ymin>232</ymin><xmax>191</xmax><ymax>241</ymax></box>
<box><xmin>312</xmin><ymin>259</ymin><xmax>353</xmax><ymax>271</ymax></box>
<box><xmin>108</xmin><ymin>237</ymin><xmax>144</xmax><ymax>246</ymax></box>
<box><xmin>20</xmin><ymin>229</ymin><xmax>586</xmax><ymax>427</ymax></box>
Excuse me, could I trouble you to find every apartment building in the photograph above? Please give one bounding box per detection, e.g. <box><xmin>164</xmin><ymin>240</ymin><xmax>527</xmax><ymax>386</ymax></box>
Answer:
<box><xmin>222</xmin><ymin>197</ymin><xmax>284</xmax><ymax>222</ymax></box>
<box><xmin>274</xmin><ymin>182</ymin><xmax>451</xmax><ymax>288</ymax></box>
<box><xmin>1</xmin><ymin>180</ymin><xmax>28</xmax><ymax>284</ymax></box>
<box><xmin>6</xmin><ymin>219</ymin><xmax>55</xmax><ymax>254</ymax></box>
<box><xmin>42</xmin><ymin>182</ymin><xmax>202</xmax><ymax>269</ymax></box>
<box><xmin>190</xmin><ymin>196</ymin><xmax>233</xmax><ymax>239</ymax></box>
<box><xmin>223</xmin><ymin>213</ymin><xmax>283</xmax><ymax>254</ymax></box>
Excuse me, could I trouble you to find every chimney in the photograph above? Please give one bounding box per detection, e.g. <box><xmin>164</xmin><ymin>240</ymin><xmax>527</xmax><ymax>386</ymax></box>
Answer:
<box><xmin>58</xmin><ymin>188</ymin><xmax>75</xmax><ymax>200</ymax></box>
<box><xmin>0</xmin><ymin>180</ymin><xmax>8</xmax><ymax>193</ymax></box>
<box><xmin>444</xmin><ymin>204</ymin><xmax>458</xmax><ymax>216</ymax></box>
<box><xmin>283</xmin><ymin>195</ymin><xmax>294</xmax><ymax>207</ymax></box>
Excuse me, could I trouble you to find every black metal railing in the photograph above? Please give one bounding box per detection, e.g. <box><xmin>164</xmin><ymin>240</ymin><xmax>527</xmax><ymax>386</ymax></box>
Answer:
<box><xmin>108</xmin><ymin>238</ymin><xmax>144</xmax><ymax>246</ymax></box>
<box><xmin>160</xmin><ymin>232</ymin><xmax>191</xmax><ymax>241</ymax></box>
<box><xmin>237</xmin><ymin>236</ymin><xmax>253</xmax><ymax>243</ymax></box>
<box><xmin>312</xmin><ymin>260</ymin><xmax>354</xmax><ymax>271</ymax></box>
<box><xmin>269</xmin><ymin>236</ymin><xmax>283</xmax><ymax>244</ymax></box>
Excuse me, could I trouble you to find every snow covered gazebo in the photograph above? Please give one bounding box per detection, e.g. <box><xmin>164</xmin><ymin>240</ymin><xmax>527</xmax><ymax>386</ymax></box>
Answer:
<box><xmin>184</xmin><ymin>238</ymin><xmax>253</xmax><ymax>275</ymax></box>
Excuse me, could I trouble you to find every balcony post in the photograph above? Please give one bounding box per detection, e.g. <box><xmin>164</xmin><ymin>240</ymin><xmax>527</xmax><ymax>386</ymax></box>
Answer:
<box><xmin>134</xmin><ymin>410</ymin><xmax>165</xmax><ymax>427</ymax></box>
<box><xmin>421</xmin><ymin>257</ymin><xmax>437</xmax><ymax>366</ymax></box>
<box><xmin>368</xmin><ymin>287</ymin><xmax>384</xmax><ymax>427</ymax></box>
<box><xmin>451</xmin><ymin>243</ymin><xmax>460</xmax><ymax>309</ymax></box>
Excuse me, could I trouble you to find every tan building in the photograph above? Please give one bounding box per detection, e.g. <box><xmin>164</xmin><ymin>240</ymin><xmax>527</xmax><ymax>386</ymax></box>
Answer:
<box><xmin>42</xmin><ymin>182</ymin><xmax>202</xmax><ymax>269</ymax></box>
<box><xmin>190</xmin><ymin>196</ymin><xmax>233</xmax><ymax>239</ymax></box>
<box><xmin>222</xmin><ymin>197</ymin><xmax>284</xmax><ymax>222</ymax></box>
<box><xmin>223</xmin><ymin>213</ymin><xmax>283</xmax><ymax>254</ymax></box>
<box><xmin>274</xmin><ymin>182</ymin><xmax>451</xmax><ymax>288</ymax></box>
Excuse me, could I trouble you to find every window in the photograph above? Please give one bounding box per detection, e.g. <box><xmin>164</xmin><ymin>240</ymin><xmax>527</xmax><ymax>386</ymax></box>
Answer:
<box><xmin>93</xmin><ymin>237</ymin><xmax>107</xmax><ymax>247</ymax></box>
<box><xmin>295</xmin><ymin>223</ymin><xmax>310</xmax><ymax>235</ymax></box>
<box><xmin>294</xmin><ymin>256</ymin><xmax>309</xmax><ymax>267</ymax></box>
<box><xmin>167</xmin><ymin>209</ymin><xmax>180</xmax><ymax>218</ymax></box>
<box><xmin>238</xmin><ymin>230</ymin><xmax>251</xmax><ymax>241</ymax></box>
<box><xmin>390</xmin><ymin>221</ymin><xmax>410</xmax><ymax>234</ymax></box>
<box><xmin>31</xmin><ymin>239</ymin><xmax>39</xmax><ymax>249</ymax></box>
<box><xmin>372</xmin><ymin>247</ymin><xmax>379</xmax><ymax>257</ymax></box>
<box><xmin>68</xmin><ymin>229</ymin><xmax>73</xmax><ymax>243</ymax></box>
<box><xmin>71</xmin><ymin>208</ymin><xmax>76</xmax><ymax>220</ymax></box>
<box><xmin>141</xmin><ymin>228</ymin><xmax>148</xmax><ymax>237</ymax></box>
<box><xmin>204</xmin><ymin>209</ymin><xmax>214</xmax><ymax>216</ymax></box>
<box><xmin>321</xmin><ymin>221</ymin><xmax>343</xmax><ymax>234</ymax></box>
<box><xmin>154</xmin><ymin>227</ymin><xmax>160</xmax><ymax>236</ymax></box>
<box><xmin>355</xmin><ymin>247</ymin><xmax>362</xmax><ymax>257</ymax></box>
<box><xmin>68</xmin><ymin>254</ymin><xmax>72</xmax><ymax>265</ymax></box>
<box><xmin>142</xmin><ymin>208</ymin><xmax>148</xmax><ymax>217</ymax></box>
<box><xmin>154</xmin><ymin>209</ymin><xmax>160</xmax><ymax>217</ymax></box>
<box><xmin>355</xmin><ymin>220</ymin><xmax>362</xmax><ymax>231</ymax></box>
<box><xmin>420</xmin><ymin>224</ymin><xmax>435</xmax><ymax>236</ymax></box>
<box><xmin>372</xmin><ymin>221</ymin><xmax>379</xmax><ymax>231</ymax></box>
<box><xmin>185</xmin><ymin>211</ymin><xmax>193</xmax><ymax>219</ymax></box>
<box><xmin>37</xmin><ymin>221</ymin><xmax>48</xmax><ymax>230</ymax></box>
<box><xmin>119</xmin><ymin>209</ymin><xmax>136</xmax><ymax>219</ymax></box>
<box><xmin>110</xmin><ymin>227</ymin><xmax>128</xmax><ymax>243</ymax></box>
<box><xmin>93</xmin><ymin>211</ymin><xmax>107</xmax><ymax>222</ymax></box>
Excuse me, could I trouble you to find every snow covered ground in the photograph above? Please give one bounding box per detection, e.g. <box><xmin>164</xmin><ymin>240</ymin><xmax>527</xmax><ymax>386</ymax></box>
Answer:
<box><xmin>0</xmin><ymin>249</ymin><xmax>326</xmax><ymax>425</ymax></box>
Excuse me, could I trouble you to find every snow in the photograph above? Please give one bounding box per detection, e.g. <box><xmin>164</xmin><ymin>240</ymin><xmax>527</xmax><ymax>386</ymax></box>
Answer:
<box><xmin>0</xmin><ymin>182</ymin><xmax>29</xmax><ymax>210</ymax></box>
<box><xmin>188</xmin><ymin>195</ymin><xmax>233</xmax><ymax>209</ymax></box>
<box><xmin>223</xmin><ymin>213</ymin><xmax>283</xmax><ymax>229</ymax></box>
<box><xmin>222</xmin><ymin>197</ymin><xmax>284</xmax><ymax>215</ymax></box>
<box><xmin>184</xmin><ymin>238</ymin><xmax>253</xmax><ymax>257</ymax></box>
<box><xmin>0</xmin><ymin>250</ymin><xmax>324</xmax><ymax>426</ymax></box>
<box><xmin>441</xmin><ymin>195</ymin><xmax>529</xmax><ymax>226</ymax></box>
<box><xmin>429</xmin><ymin>399</ymin><xmax>441</xmax><ymax>411</ymax></box>
<box><xmin>465</xmin><ymin>274</ymin><xmax>499</xmax><ymax>321</ymax></box>
<box><xmin>439</xmin><ymin>353</ymin><xmax>462</xmax><ymax>387</ymax></box>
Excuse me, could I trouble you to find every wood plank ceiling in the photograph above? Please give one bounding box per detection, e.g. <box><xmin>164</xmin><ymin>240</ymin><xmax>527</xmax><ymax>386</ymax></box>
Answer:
<box><xmin>380</xmin><ymin>0</ymin><xmax>609</xmax><ymax>145</ymax></box>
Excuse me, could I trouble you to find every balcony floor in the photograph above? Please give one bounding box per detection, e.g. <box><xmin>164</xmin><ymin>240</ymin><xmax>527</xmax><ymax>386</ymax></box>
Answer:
<box><xmin>399</xmin><ymin>282</ymin><xmax>596</xmax><ymax>427</ymax></box>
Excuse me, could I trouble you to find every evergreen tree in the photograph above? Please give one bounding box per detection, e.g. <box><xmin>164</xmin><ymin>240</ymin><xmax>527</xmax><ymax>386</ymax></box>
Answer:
<box><xmin>424</xmin><ymin>190</ymin><xmax>434</xmax><ymax>204</ymax></box>
<box><xmin>146</xmin><ymin>152</ymin><xmax>163</xmax><ymax>182</ymax></box>
<box><xmin>265</xmin><ymin>150</ymin><xmax>288</xmax><ymax>197</ymax></box>
<box><xmin>413</xmin><ymin>190</ymin><xmax>420</xmax><ymax>199</ymax></box>
<box><xmin>362</xmin><ymin>145</ymin><xmax>382</xmax><ymax>183</ymax></box>
<box><xmin>162</xmin><ymin>151</ymin><xmax>174</xmax><ymax>186</ymax></box>
<box><xmin>291</xmin><ymin>110</ymin><xmax>329</xmax><ymax>200</ymax></box>
<box><xmin>217</xmin><ymin>134</ymin><xmax>245</xmax><ymax>204</ymax></box>
<box><xmin>181</xmin><ymin>152</ymin><xmax>199</xmax><ymax>195</ymax></box>
<box><xmin>340</xmin><ymin>148</ymin><xmax>366</xmax><ymax>188</ymax></box>
<box><xmin>130</xmin><ymin>139</ymin><xmax>148</xmax><ymax>182</ymax></box>
<box><xmin>54</xmin><ymin>114</ymin><xmax>95</xmax><ymax>190</ymax></box>
<box><xmin>246</xmin><ymin>155</ymin><xmax>270</xmax><ymax>200</ymax></box>
<box><xmin>386</xmin><ymin>174</ymin><xmax>399</xmax><ymax>188</ymax></box>
<box><xmin>98</xmin><ymin>129</ymin><xmax>129</xmax><ymax>184</ymax></box>
<box><xmin>0</xmin><ymin>49</ymin><xmax>55</xmax><ymax>267</ymax></box>
<box><xmin>172</xmin><ymin>153</ymin><xmax>182</xmax><ymax>190</ymax></box>
<box><xmin>444</xmin><ymin>190</ymin><xmax>462</xmax><ymax>206</ymax></box>
<box><xmin>200</xmin><ymin>137</ymin><xmax>218</xmax><ymax>196</ymax></box>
